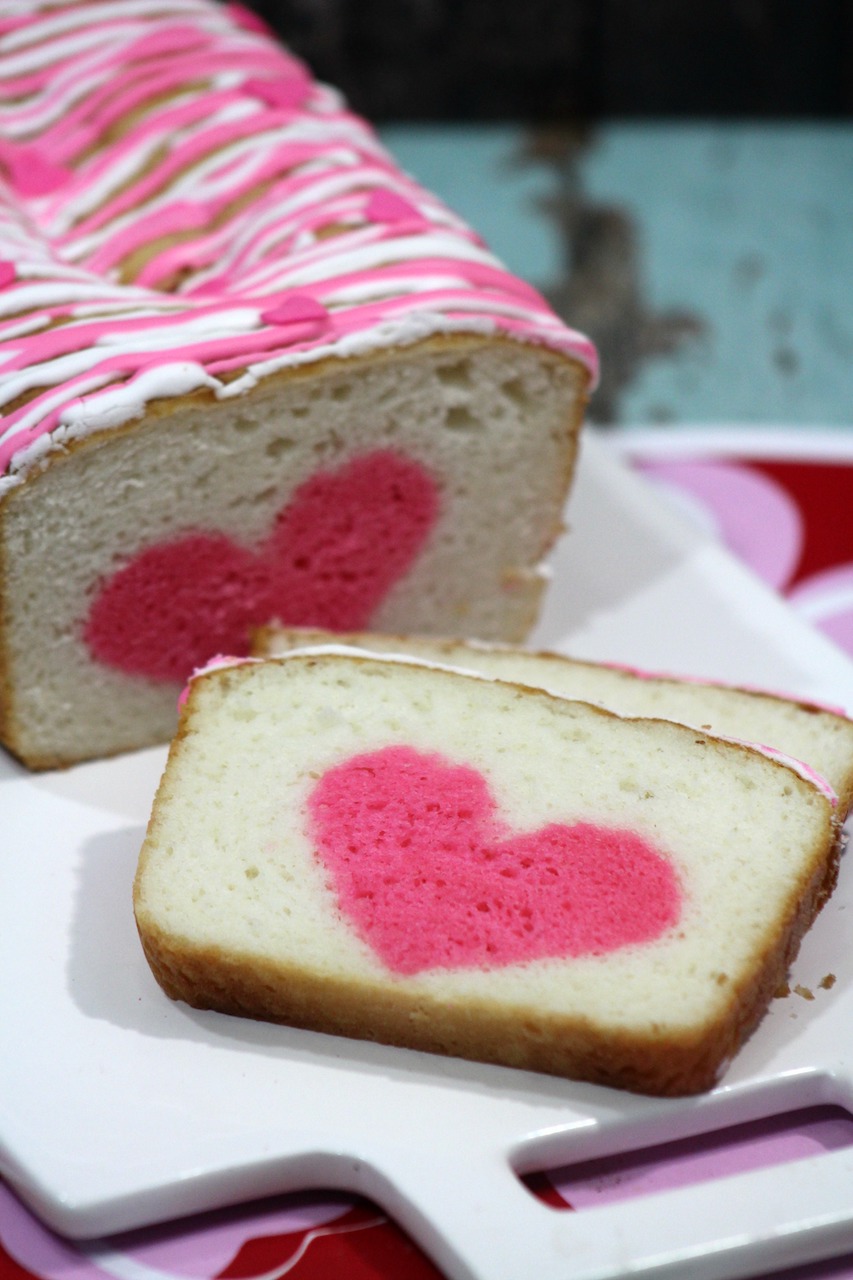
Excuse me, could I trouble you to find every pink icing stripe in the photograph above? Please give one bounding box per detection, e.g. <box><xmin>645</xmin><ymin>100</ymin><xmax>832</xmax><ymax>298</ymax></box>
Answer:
<box><xmin>0</xmin><ymin>142</ymin><xmax>71</xmax><ymax>197</ymax></box>
<box><xmin>244</xmin><ymin>73</ymin><xmax>312</xmax><ymax>111</ymax></box>
<box><xmin>42</xmin><ymin>50</ymin><xmax>295</xmax><ymax>162</ymax></box>
<box><xmin>260</xmin><ymin>294</ymin><xmax>329</xmax><ymax>327</ymax></box>
<box><xmin>74</xmin><ymin>122</ymin><xmax>300</xmax><ymax>248</ymax></box>
<box><xmin>0</xmin><ymin>2</ymin><xmax>597</xmax><ymax>485</ymax></box>
<box><xmin>0</xmin><ymin>300</ymin><xmax>252</xmax><ymax>371</ymax></box>
<box><xmin>365</xmin><ymin>189</ymin><xmax>423</xmax><ymax>224</ymax></box>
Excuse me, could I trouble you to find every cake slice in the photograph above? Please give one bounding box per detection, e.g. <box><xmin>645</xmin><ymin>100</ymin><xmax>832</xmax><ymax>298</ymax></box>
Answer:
<box><xmin>133</xmin><ymin>651</ymin><xmax>841</xmax><ymax>1096</ymax></box>
<box><xmin>253</xmin><ymin>626</ymin><xmax>853</xmax><ymax>816</ymax></box>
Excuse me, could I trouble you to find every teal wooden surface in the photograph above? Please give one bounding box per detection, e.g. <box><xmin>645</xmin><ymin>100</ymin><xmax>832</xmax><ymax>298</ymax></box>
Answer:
<box><xmin>380</xmin><ymin>122</ymin><xmax>853</xmax><ymax>429</ymax></box>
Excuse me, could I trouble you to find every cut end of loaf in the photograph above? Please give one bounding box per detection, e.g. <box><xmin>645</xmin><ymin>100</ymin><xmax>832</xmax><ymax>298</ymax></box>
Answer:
<box><xmin>1</xmin><ymin>335</ymin><xmax>587</xmax><ymax>769</ymax></box>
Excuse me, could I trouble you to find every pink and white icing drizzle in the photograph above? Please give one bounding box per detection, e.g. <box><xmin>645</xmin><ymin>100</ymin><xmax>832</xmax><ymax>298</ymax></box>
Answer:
<box><xmin>0</xmin><ymin>0</ymin><xmax>598</xmax><ymax>493</ymax></box>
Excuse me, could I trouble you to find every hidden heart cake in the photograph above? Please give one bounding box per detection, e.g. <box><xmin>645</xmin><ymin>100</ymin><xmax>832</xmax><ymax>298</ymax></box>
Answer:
<box><xmin>0</xmin><ymin>1</ymin><xmax>595</xmax><ymax>770</ymax></box>
<box><xmin>133</xmin><ymin>651</ymin><xmax>841</xmax><ymax>1096</ymax></box>
<box><xmin>254</xmin><ymin>626</ymin><xmax>853</xmax><ymax>815</ymax></box>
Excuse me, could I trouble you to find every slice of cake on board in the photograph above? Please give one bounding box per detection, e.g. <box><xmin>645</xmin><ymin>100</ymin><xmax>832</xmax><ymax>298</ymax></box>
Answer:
<box><xmin>133</xmin><ymin>651</ymin><xmax>842</xmax><ymax>1097</ymax></box>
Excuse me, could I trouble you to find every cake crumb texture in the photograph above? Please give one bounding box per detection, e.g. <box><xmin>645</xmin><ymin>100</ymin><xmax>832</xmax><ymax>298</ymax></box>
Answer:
<box><xmin>255</xmin><ymin>625</ymin><xmax>853</xmax><ymax>816</ymax></box>
<box><xmin>134</xmin><ymin>653</ymin><xmax>841</xmax><ymax>1096</ymax></box>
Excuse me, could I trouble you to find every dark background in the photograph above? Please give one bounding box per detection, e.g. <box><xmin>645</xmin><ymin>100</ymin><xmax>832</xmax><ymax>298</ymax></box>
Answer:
<box><xmin>248</xmin><ymin>0</ymin><xmax>853</xmax><ymax>120</ymax></box>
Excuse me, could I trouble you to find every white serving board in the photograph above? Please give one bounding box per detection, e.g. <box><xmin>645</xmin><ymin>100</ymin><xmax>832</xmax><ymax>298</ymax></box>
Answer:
<box><xmin>5</xmin><ymin>433</ymin><xmax>853</xmax><ymax>1280</ymax></box>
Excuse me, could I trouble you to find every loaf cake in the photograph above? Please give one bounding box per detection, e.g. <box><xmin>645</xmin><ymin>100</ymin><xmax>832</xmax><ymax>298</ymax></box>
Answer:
<box><xmin>0</xmin><ymin>2</ymin><xmax>595</xmax><ymax>771</ymax></box>
<box><xmin>254</xmin><ymin>626</ymin><xmax>853</xmax><ymax>815</ymax></box>
<box><xmin>133</xmin><ymin>651</ymin><xmax>841</xmax><ymax>1096</ymax></box>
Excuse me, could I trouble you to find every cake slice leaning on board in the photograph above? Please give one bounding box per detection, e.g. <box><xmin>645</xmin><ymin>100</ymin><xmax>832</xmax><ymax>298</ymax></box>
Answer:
<box><xmin>253</xmin><ymin>626</ymin><xmax>853</xmax><ymax>817</ymax></box>
<box><xmin>133</xmin><ymin>650</ymin><xmax>843</xmax><ymax>1097</ymax></box>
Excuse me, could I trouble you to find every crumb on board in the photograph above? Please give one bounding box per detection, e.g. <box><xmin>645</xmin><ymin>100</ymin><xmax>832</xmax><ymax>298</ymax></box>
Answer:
<box><xmin>776</xmin><ymin>975</ymin><xmax>837</xmax><ymax>1001</ymax></box>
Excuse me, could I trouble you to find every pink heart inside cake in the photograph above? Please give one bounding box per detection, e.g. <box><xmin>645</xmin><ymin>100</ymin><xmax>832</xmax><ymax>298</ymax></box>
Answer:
<box><xmin>84</xmin><ymin>449</ymin><xmax>439</xmax><ymax>682</ymax></box>
<box><xmin>308</xmin><ymin>745</ymin><xmax>683</xmax><ymax>974</ymax></box>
